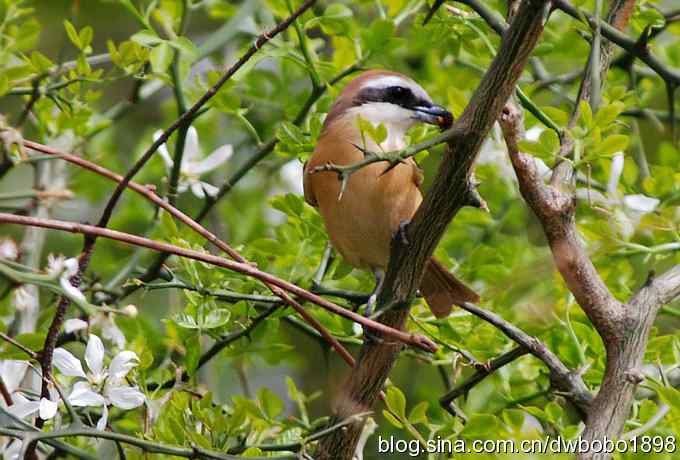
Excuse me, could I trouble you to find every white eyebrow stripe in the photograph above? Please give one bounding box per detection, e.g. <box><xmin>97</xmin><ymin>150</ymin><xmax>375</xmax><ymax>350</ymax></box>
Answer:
<box><xmin>360</xmin><ymin>76</ymin><xmax>430</xmax><ymax>101</ymax></box>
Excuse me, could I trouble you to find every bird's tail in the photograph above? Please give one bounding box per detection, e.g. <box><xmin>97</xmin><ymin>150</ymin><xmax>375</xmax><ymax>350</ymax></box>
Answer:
<box><xmin>420</xmin><ymin>258</ymin><xmax>479</xmax><ymax>318</ymax></box>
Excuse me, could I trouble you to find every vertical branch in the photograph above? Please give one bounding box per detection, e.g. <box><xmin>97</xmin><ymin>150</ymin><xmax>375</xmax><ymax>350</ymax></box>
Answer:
<box><xmin>315</xmin><ymin>2</ymin><xmax>550</xmax><ymax>458</ymax></box>
<box><xmin>500</xmin><ymin>2</ymin><xmax>680</xmax><ymax>458</ymax></box>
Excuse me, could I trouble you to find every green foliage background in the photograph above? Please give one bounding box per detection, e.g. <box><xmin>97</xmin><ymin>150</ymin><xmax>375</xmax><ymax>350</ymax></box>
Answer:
<box><xmin>0</xmin><ymin>0</ymin><xmax>679</xmax><ymax>459</ymax></box>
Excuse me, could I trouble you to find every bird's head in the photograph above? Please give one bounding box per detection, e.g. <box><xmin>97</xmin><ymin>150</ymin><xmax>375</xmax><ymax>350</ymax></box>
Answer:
<box><xmin>324</xmin><ymin>70</ymin><xmax>453</xmax><ymax>134</ymax></box>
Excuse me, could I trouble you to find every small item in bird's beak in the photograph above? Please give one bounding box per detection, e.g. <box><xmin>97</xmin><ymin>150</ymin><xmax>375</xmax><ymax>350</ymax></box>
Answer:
<box><xmin>413</xmin><ymin>104</ymin><xmax>453</xmax><ymax>129</ymax></box>
<box><xmin>437</xmin><ymin>112</ymin><xmax>453</xmax><ymax>129</ymax></box>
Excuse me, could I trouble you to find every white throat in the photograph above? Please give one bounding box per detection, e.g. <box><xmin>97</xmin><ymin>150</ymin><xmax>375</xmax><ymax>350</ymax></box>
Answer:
<box><xmin>345</xmin><ymin>102</ymin><xmax>415</xmax><ymax>151</ymax></box>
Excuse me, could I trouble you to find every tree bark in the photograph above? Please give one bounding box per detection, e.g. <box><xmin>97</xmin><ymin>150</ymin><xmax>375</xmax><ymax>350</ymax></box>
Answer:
<box><xmin>314</xmin><ymin>2</ymin><xmax>551</xmax><ymax>458</ymax></box>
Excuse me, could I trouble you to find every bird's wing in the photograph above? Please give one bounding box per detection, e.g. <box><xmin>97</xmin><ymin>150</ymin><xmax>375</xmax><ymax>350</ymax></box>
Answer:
<box><xmin>411</xmin><ymin>159</ymin><xmax>424</xmax><ymax>189</ymax></box>
<box><xmin>302</xmin><ymin>160</ymin><xmax>318</xmax><ymax>207</ymax></box>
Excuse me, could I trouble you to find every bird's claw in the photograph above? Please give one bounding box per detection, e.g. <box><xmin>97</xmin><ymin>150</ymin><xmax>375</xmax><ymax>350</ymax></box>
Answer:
<box><xmin>398</xmin><ymin>220</ymin><xmax>410</xmax><ymax>246</ymax></box>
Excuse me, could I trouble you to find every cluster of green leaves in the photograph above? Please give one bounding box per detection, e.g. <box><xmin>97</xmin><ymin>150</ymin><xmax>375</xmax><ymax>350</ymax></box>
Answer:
<box><xmin>0</xmin><ymin>0</ymin><xmax>679</xmax><ymax>459</ymax></box>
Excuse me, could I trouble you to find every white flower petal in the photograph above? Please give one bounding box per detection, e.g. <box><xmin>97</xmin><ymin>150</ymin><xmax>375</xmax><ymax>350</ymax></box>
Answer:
<box><xmin>0</xmin><ymin>239</ymin><xmax>19</xmax><ymax>260</ymax></box>
<box><xmin>109</xmin><ymin>351</ymin><xmax>139</xmax><ymax>380</ymax></box>
<box><xmin>39</xmin><ymin>397</ymin><xmax>58</xmax><ymax>420</ymax></box>
<box><xmin>68</xmin><ymin>381</ymin><xmax>106</xmax><ymax>407</ymax></box>
<box><xmin>60</xmin><ymin>277</ymin><xmax>87</xmax><ymax>304</ymax></box>
<box><xmin>189</xmin><ymin>144</ymin><xmax>232</xmax><ymax>175</ymax></box>
<box><xmin>183</xmin><ymin>126</ymin><xmax>201</xmax><ymax>164</ymax></box>
<box><xmin>8</xmin><ymin>399</ymin><xmax>40</xmax><ymax>419</ymax></box>
<box><xmin>0</xmin><ymin>360</ymin><xmax>28</xmax><ymax>393</ymax></box>
<box><xmin>53</xmin><ymin>348</ymin><xmax>86</xmax><ymax>378</ymax></box>
<box><xmin>198</xmin><ymin>181</ymin><xmax>219</xmax><ymax>197</ymax></box>
<box><xmin>62</xmin><ymin>258</ymin><xmax>79</xmax><ymax>278</ymax></box>
<box><xmin>190</xmin><ymin>181</ymin><xmax>206</xmax><ymax>198</ymax></box>
<box><xmin>64</xmin><ymin>318</ymin><xmax>88</xmax><ymax>333</ymax></box>
<box><xmin>279</xmin><ymin>160</ymin><xmax>304</xmax><ymax>195</ymax></box>
<box><xmin>85</xmin><ymin>335</ymin><xmax>105</xmax><ymax>380</ymax></box>
<box><xmin>106</xmin><ymin>385</ymin><xmax>145</xmax><ymax>410</ymax></box>
<box><xmin>3</xmin><ymin>440</ymin><xmax>22</xmax><ymax>460</ymax></box>
<box><xmin>12</xmin><ymin>286</ymin><xmax>34</xmax><ymax>312</ymax></box>
<box><xmin>96</xmin><ymin>405</ymin><xmax>108</xmax><ymax>431</ymax></box>
<box><xmin>607</xmin><ymin>153</ymin><xmax>624</xmax><ymax>195</ymax></box>
<box><xmin>46</xmin><ymin>254</ymin><xmax>66</xmax><ymax>277</ymax></box>
<box><xmin>624</xmin><ymin>194</ymin><xmax>660</xmax><ymax>213</ymax></box>
<box><xmin>153</xmin><ymin>130</ymin><xmax>174</xmax><ymax>170</ymax></box>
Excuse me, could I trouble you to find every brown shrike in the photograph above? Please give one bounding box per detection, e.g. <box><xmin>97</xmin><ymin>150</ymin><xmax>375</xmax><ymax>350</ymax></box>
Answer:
<box><xmin>303</xmin><ymin>70</ymin><xmax>478</xmax><ymax>318</ymax></box>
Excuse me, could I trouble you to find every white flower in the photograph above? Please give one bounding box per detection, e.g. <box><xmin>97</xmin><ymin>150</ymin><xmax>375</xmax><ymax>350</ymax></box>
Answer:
<box><xmin>10</xmin><ymin>286</ymin><xmax>32</xmax><ymax>314</ymax></box>
<box><xmin>153</xmin><ymin>126</ymin><xmax>232</xmax><ymax>198</ymax></box>
<box><xmin>0</xmin><ymin>238</ymin><xmax>18</xmax><ymax>260</ymax></box>
<box><xmin>1</xmin><ymin>439</ymin><xmax>21</xmax><ymax>460</ymax></box>
<box><xmin>122</xmin><ymin>304</ymin><xmax>138</xmax><ymax>318</ymax></box>
<box><xmin>0</xmin><ymin>360</ymin><xmax>28</xmax><ymax>397</ymax></box>
<box><xmin>8</xmin><ymin>392</ymin><xmax>58</xmax><ymax>420</ymax></box>
<box><xmin>46</xmin><ymin>255</ymin><xmax>86</xmax><ymax>304</ymax></box>
<box><xmin>53</xmin><ymin>335</ymin><xmax>145</xmax><ymax>429</ymax></box>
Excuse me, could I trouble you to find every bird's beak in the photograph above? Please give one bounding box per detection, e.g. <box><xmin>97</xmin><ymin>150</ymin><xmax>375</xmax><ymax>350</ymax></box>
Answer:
<box><xmin>413</xmin><ymin>104</ymin><xmax>453</xmax><ymax>128</ymax></box>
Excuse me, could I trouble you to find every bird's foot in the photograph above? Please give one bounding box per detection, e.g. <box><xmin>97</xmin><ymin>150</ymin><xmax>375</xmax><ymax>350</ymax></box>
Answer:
<box><xmin>398</xmin><ymin>220</ymin><xmax>410</xmax><ymax>246</ymax></box>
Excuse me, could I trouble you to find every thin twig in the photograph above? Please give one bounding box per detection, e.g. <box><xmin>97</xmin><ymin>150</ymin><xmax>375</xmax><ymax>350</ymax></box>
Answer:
<box><xmin>0</xmin><ymin>213</ymin><xmax>438</xmax><ymax>353</ymax></box>
<box><xmin>458</xmin><ymin>302</ymin><xmax>593</xmax><ymax>415</ymax></box>
<box><xmin>439</xmin><ymin>346</ymin><xmax>529</xmax><ymax>409</ymax></box>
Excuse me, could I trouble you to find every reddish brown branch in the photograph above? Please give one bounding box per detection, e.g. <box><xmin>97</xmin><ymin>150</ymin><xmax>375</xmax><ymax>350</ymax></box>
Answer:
<box><xmin>0</xmin><ymin>212</ymin><xmax>436</xmax><ymax>353</ymax></box>
<box><xmin>30</xmin><ymin>1</ymin><xmax>320</xmax><ymax>438</ymax></box>
<box><xmin>22</xmin><ymin>140</ymin><xmax>357</xmax><ymax>368</ymax></box>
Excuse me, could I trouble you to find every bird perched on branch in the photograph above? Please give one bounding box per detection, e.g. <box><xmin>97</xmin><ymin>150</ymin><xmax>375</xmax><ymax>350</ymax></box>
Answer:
<box><xmin>303</xmin><ymin>70</ymin><xmax>478</xmax><ymax>318</ymax></box>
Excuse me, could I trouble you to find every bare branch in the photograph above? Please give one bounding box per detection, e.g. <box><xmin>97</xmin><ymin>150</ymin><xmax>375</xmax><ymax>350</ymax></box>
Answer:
<box><xmin>439</xmin><ymin>346</ymin><xmax>529</xmax><ymax>410</ymax></box>
<box><xmin>552</xmin><ymin>0</ymin><xmax>680</xmax><ymax>86</ymax></box>
<box><xmin>0</xmin><ymin>212</ymin><xmax>437</xmax><ymax>353</ymax></box>
<box><xmin>457</xmin><ymin>302</ymin><xmax>593</xmax><ymax>415</ymax></box>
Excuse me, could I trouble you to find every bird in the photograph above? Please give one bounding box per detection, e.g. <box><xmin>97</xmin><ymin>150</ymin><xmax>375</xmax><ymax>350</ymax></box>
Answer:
<box><xmin>303</xmin><ymin>69</ymin><xmax>479</xmax><ymax>319</ymax></box>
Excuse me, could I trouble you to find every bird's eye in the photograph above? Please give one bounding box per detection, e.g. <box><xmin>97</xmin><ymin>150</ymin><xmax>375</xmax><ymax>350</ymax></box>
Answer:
<box><xmin>387</xmin><ymin>86</ymin><xmax>410</xmax><ymax>100</ymax></box>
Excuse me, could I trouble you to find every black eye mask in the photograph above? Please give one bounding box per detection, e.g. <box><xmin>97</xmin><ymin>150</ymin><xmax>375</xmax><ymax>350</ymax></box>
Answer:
<box><xmin>353</xmin><ymin>85</ymin><xmax>430</xmax><ymax>110</ymax></box>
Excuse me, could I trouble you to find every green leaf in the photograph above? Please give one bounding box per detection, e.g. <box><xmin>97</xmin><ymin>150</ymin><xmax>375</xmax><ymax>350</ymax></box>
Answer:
<box><xmin>384</xmin><ymin>386</ymin><xmax>406</xmax><ymax>419</ymax></box>
<box><xmin>30</xmin><ymin>51</ymin><xmax>53</xmax><ymax>73</ymax></box>
<box><xmin>184</xmin><ymin>333</ymin><xmax>200</xmax><ymax>374</ymax></box>
<box><xmin>545</xmin><ymin>401</ymin><xmax>564</xmax><ymax>426</ymax></box>
<box><xmin>597</xmin><ymin>134</ymin><xmax>629</xmax><ymax>157</ymax></box>
<box><xmin>579</xmin><ymin>100</ymin><xmax>593</xmax><ymax>129</ymax></box>
<box><xmin>408</xmin><ymin>401</ymin><xmax>429</xmax><ymax>425</ymax></box>
<box><xmin>362</xmin><ymin>19</ymin><xmax>395</xmax><ymax>53</ymax></box>
<box><xmin>258</xmin><ymin>387</ymin><xmax>284</xmax><ymax>419</ymax></box>
<box><xmin>169</xmin><ymin>36</ymin><xmax>198</xmax><ymax>60</ymax></box>
<box><xmin>201</xmin><ymin>309</ymin><xmax>231</xmax><ymax>329</ymax></box>
<box><xmin>460</xmin><ymin>414</ymin><xmax>501</xmax><ymax>438</ymax></box>
<box><xmin>382</xmin><ymin>409</ymin><xmax>404</xmax><ymax>428</ymax></box>
<box><xmin>150</xmin><ymin>42</ymin><xmax>173</xmax><ymax>74</ymax></box>
<box><xmin>538</xmin><ymin>129</ymin><xmax>560</xmax><ymax>158</ymax></box>
<box><xmin>131</xmin><ymin>30</ymin><xmax>164</xmax><ymax>47</ymax></box>
<box><xmin>78</xmin><ymin>26</ymin><xmax>93</xmax><ymax>50</ymax></box>
<box><xmin>306</xmin><ymin>4</ymin><xmax>353</xmax><ymax>36</ymax></box>
<box><xmin>63</xmin><ymin>20</ymin><xmax>81</xmax><ymax>49</ymax></box>
<box><xmin>594</xmin><ymin>101</ymin><xmax>624</xmax><ymax>128</ymax></box>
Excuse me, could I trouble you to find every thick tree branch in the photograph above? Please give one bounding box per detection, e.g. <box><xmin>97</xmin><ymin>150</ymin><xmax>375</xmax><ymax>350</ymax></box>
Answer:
<box><xmin>315</xmin><ymin>2</ymin><xmax>551</xmax><ymax>458</ymax></box>
<box><xmin>498</xmin><ymin>2</ymin><xmax>680</xmax><ymax>458</ymax></box>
